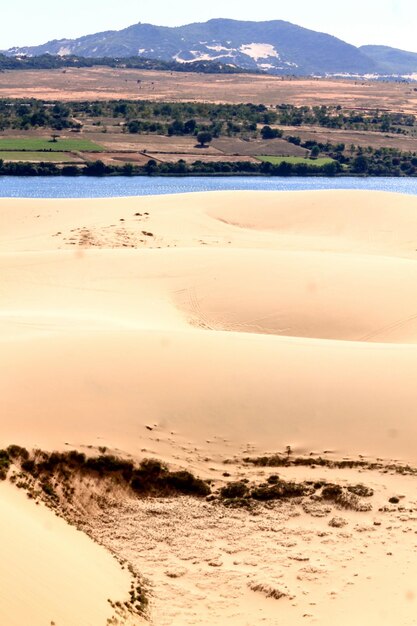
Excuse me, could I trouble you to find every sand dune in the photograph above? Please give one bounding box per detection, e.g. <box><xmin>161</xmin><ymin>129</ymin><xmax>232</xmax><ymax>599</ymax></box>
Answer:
<box><xmin>0</xmin><ymin>481</ymin><xmax>133</xmax><ymax>626</ymax></box>
<box><xmin>3</xmin><ymin>328</ymin><xmax>417</xmax><ymax>462</ymax></box>
<box><xmin>2</xmin><ymin>190</ymin><xmax>417</xmax><ymax>256</ymax></box>
<box><xmin>2</xmin><ymin>189</ymin><xmax>417</xmax><ymax>624</ymax></box>
<box><xmin>3</xmin><ymin>247</ymin><xmax>417</xmax><ymax>341</ymax></box>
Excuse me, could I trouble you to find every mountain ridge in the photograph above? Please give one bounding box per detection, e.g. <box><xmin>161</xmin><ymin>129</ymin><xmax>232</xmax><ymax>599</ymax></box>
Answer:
<box><xmin>3</xmin><ymin>18</ymin><xmax>417</xmax><ymax>76</ymax></box>
<box><xmin>359</xmin><ymin>45</ymin><xmax>417</xmax><ymax>75</ymax></box>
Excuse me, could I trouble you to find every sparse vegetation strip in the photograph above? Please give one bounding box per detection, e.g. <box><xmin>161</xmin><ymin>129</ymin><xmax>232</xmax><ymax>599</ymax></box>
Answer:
<box><xmin>0</xmin><ymin>53</ymin><xmax>247</xmax><ymax>75</ymax></box>
<box><xmin>0</xmin><ymin>99</ymin><xmax>414</xmax><ymax>136</ymax></box>
<box><xmin>3</xmin><ymin>443</ymin><xmax>413</xmax><ymax>619</ymax></box>
<box><xmin>1</xmin><ymin>447</ymin><xmax>211</xmax><ymax>498</ymax></box>
<box><xmin>238</xmin><ymin>452</ymin><xmax>417</xmax><ymax>476</ymax></box>
<box><xmin>0</xmin><ymin>445</ymin><xmax>394</xmax><ymax>517</ymax></box>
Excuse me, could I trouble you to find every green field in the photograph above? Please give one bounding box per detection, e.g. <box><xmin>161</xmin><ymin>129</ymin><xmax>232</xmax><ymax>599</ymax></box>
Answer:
<box><xmin>0</xmin><ymin>138</ymin><xmax>104</xmax><ymax>152</ymax></box>
<box><xmin>258</xmin><ymin>156</ymin><xmax>334</xmax><ymax>166</ymax></box>
<box><xmin>0</xmin><ymin>151</ymin><xmax>79</xmax><ymax>162</ymax></box>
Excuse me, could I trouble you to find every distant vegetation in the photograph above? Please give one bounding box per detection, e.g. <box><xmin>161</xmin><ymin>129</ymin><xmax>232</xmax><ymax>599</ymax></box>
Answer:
<box><xmin>0</xmin><ymin>99</ymin><xmax>282</xmax><ymax>134</ymax></box>
<box><xmin>0</xmin><ymin>98</ymin><xmax>416</xmax><ymax>176</ymax></box>
<box><xmin>1</xmin><ymin>151</ymin><xmax>416</xmax><ymax>177</ymax></box>
<box><xmin>0</xmin><ymin>158</ymin><xmax>335</xmax><ymax>177</ymax></box>
<box><xmin>0</xmin><ymin>99</ymin><xmax>414</xmax><ymax>136</ymax></box>
<box><xmin>0</xmin><ymin>53</ymin><xmax>246</xmax><ymax>75</ymax></box>
<box><xmin>275</xmin><ymin>103</ymin><xmax>416</xmax><ymax>133</ymax></box>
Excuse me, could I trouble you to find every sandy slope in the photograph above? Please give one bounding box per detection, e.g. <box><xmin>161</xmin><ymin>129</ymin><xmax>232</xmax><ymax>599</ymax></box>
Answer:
<box><xmin>2</xmin><ymin>189</ymin><xmax>417</xmax><ymax>624</ymax></box>
<box><xmin>2</xmin><ymin>190</ymin><xmax>417</xmax><ymax>459</ymax></box>
<box><xmin>0</xmin><ymin>481</ymin><xmax>133</xmax><ymax>626</ymax></box>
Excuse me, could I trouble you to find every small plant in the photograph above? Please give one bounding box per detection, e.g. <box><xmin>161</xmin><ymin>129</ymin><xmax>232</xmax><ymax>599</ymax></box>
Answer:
<box><xmin>165</xmin><ymin>470</ymin><xmax>211</xmax><ymax>496</ymax></box>
<box><xmin>7</xmin><ymin>445</ymin><xmax>30</xmax><ymax>461</ymax></box>
<box><xmin>0</xmin><ymin>450</ymin><xmax>11</xmax><ymax>480</ymax></box>
<box><xmin>267</xmin><ymin>474</ymin><xmax>280</xmax><ymax>484</ymax></box>
<box><xmin>347</xmin><ymin>484</ymin><xmax>374</xmax><ymax>498</ymax></box>
<box><xmin>321</xmin><ymin>484</ymin><xmax>343</xmax><ymax>500</ymax></box>
<box><xmin>21</xmin><ymin>458</ymin><xmax>37</xmax><ymax>475</ymax></box>
<box><xmin>251</xmin><ymin>480</ymin><xmax>309</xmax><ymax>501</ymax></box>
<box><xmin>40</xmin><ymin>480</ymin><xmax>57</xmax><ymax>500</ymax></box>
<box><xmin>220</xmin><ymin>481</ymin><xmax>249</xmax><ymax>499</ymax></box>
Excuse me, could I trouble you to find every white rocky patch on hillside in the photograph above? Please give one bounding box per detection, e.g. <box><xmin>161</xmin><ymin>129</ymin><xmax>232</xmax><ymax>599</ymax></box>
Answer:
<box><xmin>206</xmin><ymin>44</ymin><xmax>234</xmax><ymax>53</ymax></box>
<box><xmin>58</xmin><ymin>47</ymin><xmax>72</xmax><ymax>56</ymax></box>
<box><xmin>174</xmin><ymin>48</ymin><xmax>234</xmax><ymax>63</ymax></box>
<box><xmin>239</xmin><ymin>43</ymin><xmax>280</xmax><ymax>61</ymax></box>
<box><xmin>174</xmin><ymin>41</ymin><xmax>284</xmax><ymax>67</ymax></box>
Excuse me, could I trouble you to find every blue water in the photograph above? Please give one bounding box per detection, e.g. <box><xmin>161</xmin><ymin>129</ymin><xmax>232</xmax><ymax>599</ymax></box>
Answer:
<box><xmin>1</xmin><ymin>176</ymin><xmax>417</xmax><ymax>198</ymax></box>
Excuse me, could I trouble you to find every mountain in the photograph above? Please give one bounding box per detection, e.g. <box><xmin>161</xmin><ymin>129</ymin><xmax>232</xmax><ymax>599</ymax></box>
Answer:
<box><xmin>4</xmin><ymin>18</ymin><xmax>379</xmax><ymax>76</ymax></box>
<box><xmin>360</xmin><ymin>45</ymin><xmax>417</xmax><ymax>74</ymax></box>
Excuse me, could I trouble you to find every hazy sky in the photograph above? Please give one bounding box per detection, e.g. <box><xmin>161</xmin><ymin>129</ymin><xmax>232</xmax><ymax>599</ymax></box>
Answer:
<box><xmin>1</xmin><ymin>0</ymin><xmax>416</xmax><ymax>52</ymax></box>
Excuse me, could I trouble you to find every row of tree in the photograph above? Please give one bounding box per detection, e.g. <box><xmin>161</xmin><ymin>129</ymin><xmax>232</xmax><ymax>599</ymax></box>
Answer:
<box><xmin>1</xmin><ymin>154</ymin><xmax>416</xmax><ymax>177</ymax></box>
<box><xmin>274</xmin><ymin>104</ymin><xmax>415</xmax><ymax>133</ymax></box>
<box><xmin>2</xmin><ymin>98</ymin><xmax>414</xmax><ymax>138</ymax></box>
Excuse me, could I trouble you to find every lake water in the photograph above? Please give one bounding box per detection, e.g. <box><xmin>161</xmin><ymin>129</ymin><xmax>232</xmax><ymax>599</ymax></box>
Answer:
<box><xmin>1</xmin><ymin>176</ymin><xmax>417</xmax><ymax>198</ymax></box>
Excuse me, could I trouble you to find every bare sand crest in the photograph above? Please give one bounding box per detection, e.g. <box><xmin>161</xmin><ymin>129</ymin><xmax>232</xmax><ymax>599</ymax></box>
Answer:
<box><xmin>0</xmin><ymin>481</ymin><xmax>136</xmax><ymax>626</ymax></box>
<box><xmin>1</xmin><ymin>189</ymin><xmax>417</xmax><ymax>624</ymax></box>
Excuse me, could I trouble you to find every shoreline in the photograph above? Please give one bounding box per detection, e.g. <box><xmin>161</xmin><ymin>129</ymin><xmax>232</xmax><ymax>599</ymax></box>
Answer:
<box><xmin>0</xmin><ymin>168</ymin><xmax>415</xmax><ymax>178</ymax></box>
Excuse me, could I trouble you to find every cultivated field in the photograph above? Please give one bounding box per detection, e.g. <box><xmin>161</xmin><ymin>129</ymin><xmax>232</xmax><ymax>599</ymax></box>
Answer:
<box><xmin>212</xmin><ymin>137</ymin><xmax>308</xmax><ymax>157</ymax></box>
<box><xmin>0</xmin><ymin>137</ymin><xmax>103</xmax><ymax>151</ymax></box>
<box><xmin>275</xmin><ymin>124</ymin><xmax>417</xmax><ymax>152</ymax></box>
<box><xmin>0</xmin><ymin>132</ymin><xmax>288</xmax><ymax>166</ymax></box>
<box><xmin>258</xmin><ymin>155</ymin><xmax>334</xmax><ymax>166</ymax></box>
<box><xmin>152</xmin><ymin>153</ymin><xmax>260</xmax><ymax>164</ymax></box>
<box><xmin>1</xmin><ymin>67</ymin><xmax>417</xmax><ymax>113</ymax></box>
<box><xmin>94</xmin><ymin>134</ymin><xmax>223</xmax><ymax>155</ymax></box>
<box><xmin>0</xmin><ymin>131</ymin><xmax>322</xmax><ymax>167</ymax></box>
<box><xmin>0</xmin><ymin>151</ymin><xmax>82</xmax><ymax>162</ymax></box>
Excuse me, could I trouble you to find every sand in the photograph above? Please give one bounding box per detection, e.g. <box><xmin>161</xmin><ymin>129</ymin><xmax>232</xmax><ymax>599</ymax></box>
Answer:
<box><xmin>1</xmin><ymin>188</ymin><xmax>417</xmax><ymax>624</ymax></box>
<box><xmin>0</xmin><ymin>480</ymin><xmax>134</xmax><ymax>626</ymax></box>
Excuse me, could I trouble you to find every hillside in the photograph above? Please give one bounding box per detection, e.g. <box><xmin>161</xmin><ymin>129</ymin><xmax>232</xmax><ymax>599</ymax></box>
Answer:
<box><xmin>0</xmin><ymin>52</ymin><xmax>245</xmax><ymax>74</ymax></box>
<box><xmin>360</xmin><ymin>45</ymin><xmax>417</xmax><ymax>74</ymax></box>
<box><xmin>4</xmin><ymin>18</ymin><xmax>379</xmax><ymax>76</ymax></box>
